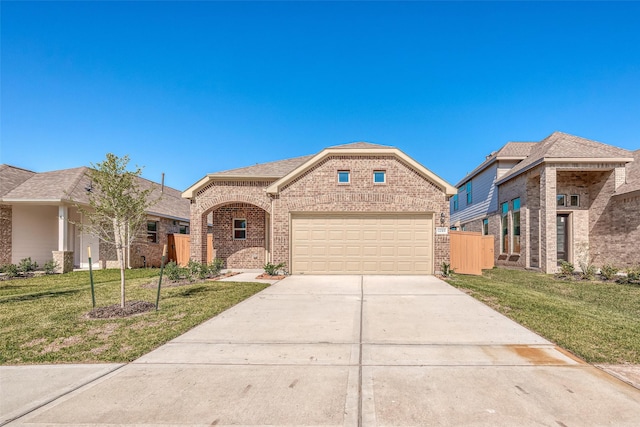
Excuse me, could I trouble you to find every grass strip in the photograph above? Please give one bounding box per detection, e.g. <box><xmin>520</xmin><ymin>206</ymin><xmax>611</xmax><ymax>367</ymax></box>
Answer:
<box><xmin>446</xmin><ymin>268</ymin><xmax>640</xmax><ymax>364</ymax></box>
<box><xmin>0</xmin><ymin>269</ymin><xmax>268</xmax><ymax>364</ymax></box>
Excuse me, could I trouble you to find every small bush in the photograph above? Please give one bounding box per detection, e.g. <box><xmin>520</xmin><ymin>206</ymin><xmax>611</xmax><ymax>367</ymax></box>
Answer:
<box><xmin>441</xmin><ymin>262</ymin><xmax>454</xmax><ymax>277</ymax></box>
<box><xmin>1</xmin><ymin>264</ymin><xmax>19</xmax><ymax>278</ymax></box>
<box><xmin>579</xmin><ymin>261</ymin><xmax>597</xmax><ymax>281</ymax></box>
<box><xmin>209</xmin><ymin>258</ymin><xmax>224</xmax><ymax>276</ymax></box>
<box><xmin>17</xmin><ymin>257</ymin><xmax>38</xmax><ymax>274</ymax></box>
<box><xmin>600</xmin><ymin>264</ymin><xmax>619</xmax><ymax>281</ymax></box>
<box><xmin>618</xmin><ymin>265</ymin><xmax>640</xmax><ymax>285</ymax></box>
<box><xmin>164</xmin><ymin>261</ymin><xmax>184</xmax><ymax>281</ymax></box>
<box><xmin>559</xmin><ymin>261</ymin><xmax>575</xmax><ymax>278</ymax></box>
<box><xmin>43</xmin><ymin>259</ymin><xmax>59</xmax><ymax>275</ymax></box>
<box><xmin>264</xmin><ymin>262</ymin><xmax>286</xmax><ymax>276</ymax></box>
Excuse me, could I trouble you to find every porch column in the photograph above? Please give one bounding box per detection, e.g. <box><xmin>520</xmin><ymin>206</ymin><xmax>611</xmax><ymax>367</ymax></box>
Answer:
<box><xmin>58</xmin><ymin>205</ymin><xmax>68</xmax><ymax>251</ymax></box>
<box><xmin>539</xmin><ymin>166</ymin><xmax>557</xmax><ymax>274</ymax></box>
<box><xmin>53</xmin><ymin>205</ymin><xmax>73</xmax><ymax>273</ymax></box>
<box><xmin>189</xmin><ymin>202</ymin><xmax>207</xmax><ymax>263</ymax></box>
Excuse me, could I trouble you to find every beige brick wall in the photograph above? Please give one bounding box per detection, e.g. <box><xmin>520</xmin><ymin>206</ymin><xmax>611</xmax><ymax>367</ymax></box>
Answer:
<box><xmin>591</xmin><ymin>192</ymin><xmax>640</xmax><ymax>268</ymax></box>
<box><xmin>0</xmin><ymin>205</ymin><xmax>11</xmax><ymax>265</ymax></box>
<box><xmin>190</xmin><ymin>181</ymin><xmax>273</xmax><ymax>263</ymax></box>
<box><xmin>272</xmin><ymin>155</ymin><xmax>450</xmax><ymax>272</ymax></box>
<box><xmin>212</xmin><ymin>203</ymin><xmax>266</xmax><ymax>269</ymax></box>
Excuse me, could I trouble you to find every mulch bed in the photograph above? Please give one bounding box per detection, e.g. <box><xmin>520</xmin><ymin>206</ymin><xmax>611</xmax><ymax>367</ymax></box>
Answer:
<box><xmin>87</xmin><ymin>300</ymin><xmax>156</xmax><ymax>319</ymax></box>
<box><xmin>255</xmin><ymin>273</ymin><xmax>286</xmax><ymax>280</ymax></box>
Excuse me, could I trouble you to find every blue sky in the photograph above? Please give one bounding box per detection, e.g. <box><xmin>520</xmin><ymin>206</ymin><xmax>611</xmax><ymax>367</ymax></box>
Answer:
<box><xmin>2</xmin><ymin>1</ymin><xmax>639</xmax><ymax>190</ymax></box>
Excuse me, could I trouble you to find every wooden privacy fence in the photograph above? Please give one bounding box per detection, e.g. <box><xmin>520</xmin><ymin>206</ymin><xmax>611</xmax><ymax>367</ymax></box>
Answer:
<box><xmin>167</xmin><ymin>234</ymin><xmax>213</xmax><ymax>266</ymax></box>
<box><xmin>450</xmin><ymin>231</ymin><xmax>494</xmax><ymax>275</ymax></box>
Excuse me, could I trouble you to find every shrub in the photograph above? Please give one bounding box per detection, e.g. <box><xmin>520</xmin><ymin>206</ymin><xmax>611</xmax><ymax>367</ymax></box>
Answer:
<box><xmin>263</xmin><ymin>262</ymin><xmax>286</xmax><ymax>276</ymax></box>
<box><xmin>441</xmin><ymin>262</ymin><xmax>454</xmax><ymax>277</ymax></box>
<box><xmin>43</xmin><ymin>259</ymin><xmax>59</xmax><ymax>275</ymax></box>
<box><xmin>559</xmin><ymin>261</ymin><xmax>575</xmax><ymax>278</ymax></box>
<box><xmin>618</xmin><ymin>265</ymin><xmax>640</xmax><ymax>285</ymax></box>
<box><xmin>164</xmin><ymin>261</ymin><xmax>184</xmax><ymax>282</ymax></box>
<box><xmin>599</xmin><ymin>264</ymin><xmax>619</xmax><ymax>281</ymax></box>
<box><xmin>17</xmin><ymin>257</ymin><xmax>38</xmax><ymax>274</ymax></box>
<box><xmin>209</xmin><ymin>258</ymin><xmax>224</xmax><ymax>276</ymax></box>
<box><xmin>1</xmin><ymin>264</ymin><xmax>19</xmax><ymax>278</ymax></box>
<box><xmin>579</xmin><ymin>261</ymin><xmax>597</xmax><ymax>281</ymax></box>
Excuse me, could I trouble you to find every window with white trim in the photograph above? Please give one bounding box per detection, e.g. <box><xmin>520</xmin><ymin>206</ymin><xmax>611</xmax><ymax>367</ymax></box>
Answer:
<box><xmin>569</xmin><ymin>194</ymin><xmax>580</xmax><ymax>207</ymax></box>
<box><xmin>466</xmin><ymin>181</ymin><xmax>472</xmax><ymax>205</ymax></box>
<box><xmin>482</xmin><ymin>218</ymin><xmax>489</xmax><ymax>236</ymax></box>
<box><xmin>501</xmin><ymin>202</ymin><xmax>509</xmax><ymax>253</ymax></box>
<box><xmin>233</xmin><ymin>219</ymin><xmax>247</xmax><ymax>240</ymax></box>
<box><xmin>452</xmin><ymin>194</ymin><xmax>459</xmax><ymax>211</ymax></box>
<box><xmin>338</xmin><ymin>170</ymin><xmax>350</xmax><ymax>184</ymax></box>
<box><xmin>147</xmin><ymin>221</ymin><xmax>158</xmax><ymax>243</ymax></box>
<box><xmin>373</xmin><ymin>170</ymin><xmax>386</xmax><ymax>183</ymax></box>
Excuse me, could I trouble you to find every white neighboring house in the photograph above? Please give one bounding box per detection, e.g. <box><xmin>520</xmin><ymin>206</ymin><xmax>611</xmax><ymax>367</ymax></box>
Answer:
<box><xmin>0</xmin><ymin>164</ymin><xmax>190</xmax><ymax>272</ymax></box>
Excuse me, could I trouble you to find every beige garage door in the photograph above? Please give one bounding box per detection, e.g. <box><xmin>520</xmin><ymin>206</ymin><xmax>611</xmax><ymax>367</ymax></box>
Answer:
<box><xmin>291</xmin><ymin>213</ymin><xmax>433</xmax><ymax>274</ymax></box>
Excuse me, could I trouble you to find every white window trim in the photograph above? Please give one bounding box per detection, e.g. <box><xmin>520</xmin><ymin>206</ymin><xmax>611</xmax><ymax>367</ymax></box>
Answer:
<box><xmin>569</xmin><ymin>194</ymin><xmax>580</xmax><ymax>207</ymax></box>
<box><xmin>233</xmin><ymin>218</ymin><xmax>247</xmax><ymax>240</ymax></box>
<box><xmin>337</xmin><ymin>170</ymin><xmax>350</xmax><ymax>184</ymax></box>
<box><xmin>147</xmin><ymin>221</ymin><xmax>159</xmax><ymax>244</ymax></box>
<box><xmin>373</xmin><ymin>170</ymin><xmax>386</xmax><ymax>184</ymax></box>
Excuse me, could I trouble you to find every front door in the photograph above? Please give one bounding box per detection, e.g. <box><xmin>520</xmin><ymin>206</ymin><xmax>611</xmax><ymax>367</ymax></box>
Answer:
<box><xmin>557</xmin><ymin>214</ymin><xmax>569</xmax><ymax>264</ymax></box>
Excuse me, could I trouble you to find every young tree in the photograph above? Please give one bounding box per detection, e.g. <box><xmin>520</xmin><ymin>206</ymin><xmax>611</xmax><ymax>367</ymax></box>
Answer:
<box><xmin>78</xmin><ymin>154</ymin><xmax>156</xmax><ymax>308</ymax></box>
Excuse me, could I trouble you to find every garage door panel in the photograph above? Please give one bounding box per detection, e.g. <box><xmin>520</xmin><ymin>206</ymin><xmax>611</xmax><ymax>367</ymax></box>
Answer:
<box><xmin>291</xmin><ymin>213</ymin><xmax>433</xmax><ymax>274</ymax></box>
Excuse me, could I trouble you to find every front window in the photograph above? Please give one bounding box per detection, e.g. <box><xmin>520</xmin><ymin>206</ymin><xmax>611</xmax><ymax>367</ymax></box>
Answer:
<box><xmin>373</xmin><ymin>170</ymin><xmax>386</xmax><ymax>183</ymax></box>
<box><xmin>512</xmin><ymin>198</ymin><xmax>521</xmax><ymax>253</ymax></box>
<box><xmin>569</xmin><ymin>194</ymin><xmax>580</xmax><ymax>207</ymax></box>
<box><xmin>557</xmin><ymin>194</ymin><xmax>566</xmax><ymax>207</ymax></box>
<box><xmin>482</xmin><ymin>218</ymin><xmax>489</xmax><ymax>236</ymax></box>
<box><xmin>338</xmin><ymin>170</ymin><xmax>350</xmax><ymax>184</ymax></box>
<box><xmin>233</xmin><ymin>219</ymin><xmax>247</xmax><ymax>240</ymax></box>
<box><xmin>147</xmin><ymin>221</ymin><xmax>158</xmax><ymax>243</ymax></box>
<box><xmin>501</xmin><ymin>202</ymin><xmax>509</xmax><ymax>253</ymax></box>
<box><xmin>466</xmin><ymin>182</ymin><xmax>472</xmax><ymax>205</ymax></box>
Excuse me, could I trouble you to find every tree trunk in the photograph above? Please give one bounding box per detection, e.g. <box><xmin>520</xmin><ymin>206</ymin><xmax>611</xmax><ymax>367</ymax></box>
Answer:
<box><xmin>114</xmin><ymin>218</ymin><xmax>126</xmax><ymax>309</ymax></box>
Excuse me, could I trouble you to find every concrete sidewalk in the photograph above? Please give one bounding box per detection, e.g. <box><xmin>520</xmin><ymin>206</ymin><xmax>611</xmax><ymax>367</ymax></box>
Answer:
<box><xmin>5</xmin><ymin>275</ymin><xmax>640</xmax><ymax>426</ymax></box>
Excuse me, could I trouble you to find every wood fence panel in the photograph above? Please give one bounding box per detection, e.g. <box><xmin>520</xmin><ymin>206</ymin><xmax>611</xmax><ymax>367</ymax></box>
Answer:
<box><xmin>450</xmin><ymin>231</ymin><xmax>495</xmax><ymax>275</ymax></box>
<box><xmin>168</xmin><ymin>234</ymin><xmax>213</xmax><ymax>266</ymax></box>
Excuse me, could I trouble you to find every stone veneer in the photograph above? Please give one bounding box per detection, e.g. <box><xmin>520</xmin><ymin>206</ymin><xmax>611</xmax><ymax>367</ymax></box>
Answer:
<box><xmin>0</xmin><ymin>205</ymin><xmax>11</xmax><ymax>265</ymax></box>
<box><xmin>190</xmin><ymin>155</ymin><xmax>451</xmax><ymax>274</ymax></box>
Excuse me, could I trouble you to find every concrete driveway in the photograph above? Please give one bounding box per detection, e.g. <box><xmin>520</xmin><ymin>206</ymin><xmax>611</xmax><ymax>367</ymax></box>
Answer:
<box><xmin>4</xmin><ymin>275</ymin><xmax>640</xmax><ymax>426</ymax></box>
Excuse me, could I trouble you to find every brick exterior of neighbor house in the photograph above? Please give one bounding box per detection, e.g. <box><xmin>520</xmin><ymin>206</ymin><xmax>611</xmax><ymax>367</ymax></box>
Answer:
<box><xmin>185</xmin><ymin>144</ymin><xmax>456</xmax><ymax>274</ymax></box>
<box><xmin>0</xmin><ymin>205</ymin><xmax>11</xmax><ymax>265</ymax></box>
<box><xmin>453</xmin><ymin>132</ymin><xmax>638</xmax><ymax>274</ymax></box>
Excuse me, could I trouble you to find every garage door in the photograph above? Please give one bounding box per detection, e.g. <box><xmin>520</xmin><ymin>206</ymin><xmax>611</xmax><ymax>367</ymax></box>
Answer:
<box><xmin>291</xmin><ymin>213</ymin><xmax>433</xmax><ymax>274</ymax></box>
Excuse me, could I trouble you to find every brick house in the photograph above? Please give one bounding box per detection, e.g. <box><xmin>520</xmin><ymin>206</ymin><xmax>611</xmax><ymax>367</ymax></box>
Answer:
<box><xmin>183</xmin><ymin>143</ymin><xmax>456</xmax><ymax>275</ymax></box>
<box><xmin>450</xmin><ymin>132</ymin><xmax>638</xmax><ymax>273</ymax></box>
<box><xmin>0</xmin><ymin>164</ymin><xmax>190</xmax><ymax>272</ymax></box>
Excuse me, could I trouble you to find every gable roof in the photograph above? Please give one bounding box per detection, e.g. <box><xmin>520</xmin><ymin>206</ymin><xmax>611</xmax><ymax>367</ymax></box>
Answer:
<box><xmin>264</xmin><ymin>144</ymin><xmax>456</xmax><ymax>196</ymax></box>
<box><xmin>184</xmin><ymin>142</ymin><xmax>456</xmax><ymax>198</ymax></box>
<box><xmin>615</xmin><ymin>149</ymin><xmax>640</xmax><ymax>196</ymax></box>
<box><xmin>0</xmin><ymin>164</ymin><xmax>36</xmax><ymax>198</ymax></box>
<box><xmin>1</xmin><ymin>165</ymin><xmax>190</xmax><ymax>221</ymax></box>
<box><xmin>455</xmin><ymin>142</ymin><xmax>536</xmax><ymax>187</ymax></box>
<box><xmin>497</xmin><ymin>132</ymin><xmax>634</xmax><ymax>185</ymax></box>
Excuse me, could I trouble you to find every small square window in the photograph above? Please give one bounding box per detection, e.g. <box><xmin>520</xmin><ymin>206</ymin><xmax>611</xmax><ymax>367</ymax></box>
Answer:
<box><xmin>338</xmin><ymin>171</ymin><xmax>350</xmax><ymax>184</ymax></box>
<box><xmin>233</xmin><ymin>219</ymin><xmax>246</xmax><ymax>240</ymax></box>
<box><xmin>569</xmin><ymin>195</ymin><xmax>580</xmax><ymax>207</ymax></box>
<box><xmin>557</xmin><ymin>194</ymin><xmax>566</xmax><ymax>207</ymax></box>
<box><xmin>373</xmin><ymin>170</ymin><xmax>386</xmax><ymax>183</ymax></box>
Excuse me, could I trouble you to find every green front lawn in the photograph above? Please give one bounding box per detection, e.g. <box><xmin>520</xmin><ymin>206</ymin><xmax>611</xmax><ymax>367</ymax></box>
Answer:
<box><xmin>0</xmin><ymin>270</ymin><xmax>268</xmax><ymax>364</ymax></box>
<box><xmin>446</xmin><ymin>268</ymin><xmax>640</xmax><ymax>364</ymax></box>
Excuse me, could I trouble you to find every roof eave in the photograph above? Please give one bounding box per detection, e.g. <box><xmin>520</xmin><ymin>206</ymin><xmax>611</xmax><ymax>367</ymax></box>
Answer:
<box><xmin>266</xmin><ymin>147</ymin><xmax>457</xmax><ymax>196</ymax></box>
<box><xmin>182</xmin><ymin>174</ymin><xmax>280</xmax><ymax>199</ymax></box>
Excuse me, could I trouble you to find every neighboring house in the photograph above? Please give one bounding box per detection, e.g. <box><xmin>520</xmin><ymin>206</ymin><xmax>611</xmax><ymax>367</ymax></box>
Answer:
<box><xmin>183</xmin><ymin>142</ymin><xmax>456</xmax><ymax>275</ymax></box>
<box><xmin>451</xmin><ymin>131</ymin><xmax>638</xmax><ymax>273</ymax></box>
<box><xmin>0</xmin><ymin>165</ymin><xmax>190</xmax><ymax>272</ymax></box>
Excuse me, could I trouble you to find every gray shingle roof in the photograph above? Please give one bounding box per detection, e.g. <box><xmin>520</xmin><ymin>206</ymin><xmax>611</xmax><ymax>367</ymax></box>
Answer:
<box><xmin>211</xmin><ymin>155</ymin><xmax>314</xmax><ymax>178</ymax></box>
<box><xmin>499</xmin><ymin>131</ymin><xmax>634</xmax><ymax>183</ymax></box>
<box><xmin>1</xmin><ymin>165</ymin><xmax>190</xmax><ymax>221</ymax></box>
<box><xmin>0</xmin><ymin>165</ymin><xmax>36</xmax><ymax>197</ymax></box>
<box><xmin>616</xmin><ymin>149</ymin><xmax>640</xmax><ymax>195</ymax></box>
<box><xmin>455</xmin><ymin>142</ymin><xmax>536</xmax><ymax>187</ymax></box>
